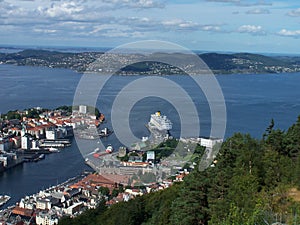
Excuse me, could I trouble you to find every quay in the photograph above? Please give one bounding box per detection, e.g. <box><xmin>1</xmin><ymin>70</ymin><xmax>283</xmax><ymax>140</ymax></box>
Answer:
<box><xmin>39</xmin><ymin>139</ymin><xmax>71</xmax><ymax>148</ymax></box>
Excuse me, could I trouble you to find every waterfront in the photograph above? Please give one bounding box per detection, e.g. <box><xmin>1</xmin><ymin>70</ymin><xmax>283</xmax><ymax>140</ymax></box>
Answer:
<box><xmin>0</xmin><ymin>142</ymin><xmax>93</xmax><ymax>208</ymax></box>
<box><xmin>0</xmin><ymin>64</ymin><xmax>300</xmax><ymax>209</ymax></box>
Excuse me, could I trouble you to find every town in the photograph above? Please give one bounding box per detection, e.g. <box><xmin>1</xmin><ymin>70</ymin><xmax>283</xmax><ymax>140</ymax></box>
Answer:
<box><xmin>0</xmin><ymin>107</ymin><xmax>223</xmax><ymax>224</ymax></box>
<box><xmin>0</xmin><ymin>105</ymin><xmax>104</xmax><ymax>172</ymax></box>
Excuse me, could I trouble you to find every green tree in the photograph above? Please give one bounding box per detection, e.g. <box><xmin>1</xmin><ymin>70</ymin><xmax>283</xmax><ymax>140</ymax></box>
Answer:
<box><xmin>111</xmin><ymin>189</ymin><xmax>119</xmax><ymax>198</ymax></box>
<box><xmin>98</xmin><ymin>186</ymin><xmax>110</xmax><ymax>196</ymax></box>
<box><xmin>170</xmin><ymin>171</ymin><xmax>210</xmax><ymax>225</ymax></box>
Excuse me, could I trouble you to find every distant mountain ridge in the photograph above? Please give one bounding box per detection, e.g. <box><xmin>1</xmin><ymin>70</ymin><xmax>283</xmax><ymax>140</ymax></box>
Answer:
<box><xmin>0</xmin><ymin>49</ymin><xmax>300</xmax><ymax>74</ymax></box>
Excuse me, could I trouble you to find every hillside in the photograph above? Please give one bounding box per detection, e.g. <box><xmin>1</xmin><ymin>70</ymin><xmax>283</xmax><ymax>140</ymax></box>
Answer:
<box><xmin>0</xmin><ymin>49</ymin><xmax>300</xmax><ymax>74</ymax></box>
<box><xmin>58</xmin><ymin>116</ymin><xmax>300</xmax><ymax>225</ymax></box>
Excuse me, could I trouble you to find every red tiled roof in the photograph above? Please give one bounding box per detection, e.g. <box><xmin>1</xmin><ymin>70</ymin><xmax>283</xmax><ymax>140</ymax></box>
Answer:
<box><xmin>12</xmin><ymin>206</ymin><xmax>33</xmax><ymax>217</ymax></box>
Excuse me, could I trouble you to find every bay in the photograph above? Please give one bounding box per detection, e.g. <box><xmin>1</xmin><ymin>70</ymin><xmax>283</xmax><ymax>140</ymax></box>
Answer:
<box><xmin>0</xmin><ymin>64</ymin><xmax>299</xmax><ymax>207</ymax></box>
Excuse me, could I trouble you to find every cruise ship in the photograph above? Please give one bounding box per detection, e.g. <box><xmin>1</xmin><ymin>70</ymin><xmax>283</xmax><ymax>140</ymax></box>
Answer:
<box><xmin>148</xmin><ymin>111</ymin><xmax>172</xmax><ymax>131</ymax></box>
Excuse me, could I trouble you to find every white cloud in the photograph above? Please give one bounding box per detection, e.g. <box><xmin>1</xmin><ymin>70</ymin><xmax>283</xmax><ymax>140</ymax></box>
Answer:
<box><xmin>287</xmin><ymin>8</ymin><xmax>300</xmax><ymax>17</ymax></box>
<box><xmin>246</xmin><ymin>8</ymin><xmax>270</xmax><ymax>14</ymax></box>
<box><xmin>238</xmin><ymin>1</ymin><xmax>272</xmax><ymax>7</ymax></box>
<box><xmin>206</xmin><ymin>0</ymin><xmax>272</xmax><ymax>7</ymax></box>
<box><xmin>0</xmin><ymin>1</ymin><xmax>23</xmax><ymax>17</ymax></box>
<box><xmin>278</xmin><ymin>29</ymin><xmax>300</xmax><ymax>38</ymax></box>
<box><xmin>237</xmin><ymin>25</ymin><xmax>264</xmax><ymax>34</ymax></box>
<box><xmin>161</xmin><ymin>19</ymin><xmax>199</xmax><ymax>30</ymax></box>
<box><xmin>33</xmin><ymin>28</ymin><xmax>57</xmax><ymax>34</ymax></box>
<box><xmin>206</xmin><ymin>0</ymin><xmax>240</xmax><ymax>2</ymax></box>
<box><xmin>201</xmin><ymin>25</ymin><xmax>221</xmax><ymax>32</ymax></box>
<box><xmin>37</xmin><ymin>1</ymin><xmax>84</xmax><ymax>18</ymax></box>
<box><xmin>101</xmin><ymin>0</ymin><xmax>164</xmax><ymax>9</ymax></box>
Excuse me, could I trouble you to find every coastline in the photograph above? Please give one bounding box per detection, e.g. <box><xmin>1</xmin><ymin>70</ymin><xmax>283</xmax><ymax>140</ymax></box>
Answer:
<box><xmin>1</xmin><ymin>49</ymin><xmax>300</xmax><ymax>75</ymax></box>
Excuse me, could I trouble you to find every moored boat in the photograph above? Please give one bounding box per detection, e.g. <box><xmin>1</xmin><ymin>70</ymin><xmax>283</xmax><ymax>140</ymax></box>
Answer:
<box><xmin>105</xmin><ymin>145</ymin><xmax>113</xmax><ymax>154</ymax></box>
<box><xmin>38</xmin><ymin>154</ymin><xmax>45</xmax><ymax>160</ymax></box>
<box><xmin>0</xmin><ymin>195</ymin><xmax>10</xmax><ymax>207</ymax></box>
<box><xmin>48</xmin><ymin>147</ymin><xmax>60</xmax><ymax>153</ymax></box>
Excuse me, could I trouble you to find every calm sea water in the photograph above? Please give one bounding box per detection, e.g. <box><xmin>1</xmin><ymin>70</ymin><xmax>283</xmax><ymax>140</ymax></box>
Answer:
<box><xmin>0</xmin><ymin>64</ymin><xmax>299</xmax><ymax>207</ymax></box>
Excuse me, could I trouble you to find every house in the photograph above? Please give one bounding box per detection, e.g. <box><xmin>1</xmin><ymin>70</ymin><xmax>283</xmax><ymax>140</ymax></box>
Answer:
<box><xmin>36</xmin><ymin>211</ymin><xmax>59</xmax><ymax>225</ymax></box>
<box><xmin>199</xmin><ymin>137</ymin><xmax>223</xmax><ymax>149</ymax></box>
<box><xmin>0</xmin><ymin>136</ymin><xmax>12</xmax><ymax>151</ymax></box>
<box><xmin>63</xmin><ymin>202</ymin><xmax>84</xmax><ymax>216</ymax></box>
<box><xmin>36</xmin><ymin>198</ymin><xmax>52</xmax><ymax>210</ymax></box>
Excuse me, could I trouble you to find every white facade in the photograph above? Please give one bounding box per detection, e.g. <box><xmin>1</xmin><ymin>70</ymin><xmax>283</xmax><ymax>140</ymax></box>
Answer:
<box><xmin>79</xmin><ymin>105</ymin><xmax>87</xmax><ymax>114</ymax></box>
<box><xmin>200</xmin><ymin>137</ymin><xmax>223</xmax><ymax>149</ymax></box>
<box><xmin>147</xmin><ymin>151</ymin><xmax>155</xmax><ymax>161</ymax></box>
<box><xmin>0</xmin><ymin>156</ymin><xmax>8</xmax><ymax>167</ymax></box>
<box><xmin>46</xmin><ymin>130</ymin><xmax>57</xmax><ymax>140</ymax></box>
<box><xmin>19</xmin><ymin>198</ymin><xmax>34</xmax><ymax>210</ymax></box>
<box><xmin>63</xmin><ymin>202</ymin><xmax>84</xmax><ymax>216</ymax></box>
<box><xmin>36</xmin><ymin>198</ymin><xmax>52</xmax><ymax>210</ymax></box>
<box><xmin>36</xmin><ymin>212</ymin><xmax>58</xmax><ymax>225</ymax></box>
<box><xmin>31</xmin><ymin>140</ymin><xmax>40</xmax><ymax>149</ymax></box>
<box><xmin>21</xmin><ymin>135</ymin><xmax>31</xmax><ymax>150</ymax></box>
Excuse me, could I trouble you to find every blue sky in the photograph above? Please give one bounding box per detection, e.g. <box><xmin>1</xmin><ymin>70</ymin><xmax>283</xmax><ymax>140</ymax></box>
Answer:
<box><xmin>1</xmin><ymin>0</ymin><xmax>300</xmax><ymax>54</ymax></box>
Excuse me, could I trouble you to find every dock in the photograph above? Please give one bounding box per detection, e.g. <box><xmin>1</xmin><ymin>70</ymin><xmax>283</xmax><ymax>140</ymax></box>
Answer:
<box><xmin>39</xmin><ymin>139</ymin><xmax>71</xmax><ymax>148</ymax></box>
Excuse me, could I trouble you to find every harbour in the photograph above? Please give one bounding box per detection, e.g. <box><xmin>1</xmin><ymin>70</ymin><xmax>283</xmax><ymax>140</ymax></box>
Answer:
<box><xmin>1</xmin><ymin>64</ymin><xmax>300</xmax><ymax>210</ymax></box>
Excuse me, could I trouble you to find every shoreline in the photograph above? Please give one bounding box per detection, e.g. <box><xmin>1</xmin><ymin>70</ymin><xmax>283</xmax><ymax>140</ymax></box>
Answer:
<box><xmin>0</xmin><ymin>170</ymin><xmax>93</xmax><ymax>211</ymax></box>
<box><xmin>3</xmin><ymin>62</ymin><xmax>300</xmax><ymax>75</ymax></box>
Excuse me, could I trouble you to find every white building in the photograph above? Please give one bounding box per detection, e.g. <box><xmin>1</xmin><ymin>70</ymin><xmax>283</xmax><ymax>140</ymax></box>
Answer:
<box><xmin>199</xmin><ymin>137</ymin><xmax>223</xmax><ymax>149</ymax></box>
<box><xmin>0</xmin><ymin>136</ymin><xmax>11</xmax><ymax>151</ymax></box>
<box><xmin>21</xmin><ymin>134</ymin><xmax>32</xmax><ymax>150</ymax></box>
<box><xmin>31</xmin><ymin>140</ymin><xmax>40</xmax><ymax>150</ymax></box>
<box><xmin>146</xmin><ymin>151</ymin><xmax>155</xmax><ymax>162</ymax></box>
<box><xmin>79</xmin><ymin>105</ymin><xmax>87</xmax><ymax>114</ymax></box>
<box><xmin>19</xmin><ymin>198</ymin><xmax>34</xmax><ymax>210</ymax></box>
<box><xmin>36</xmin><ymin>198</ymin><xmax>52</xmax><ymax>210</ymax></box>
<box><xmin>36</xmin><ymin>211</ymin><xmax>59</xmax><ymax>225</ymax></box>
<box><xmin>63</xmin><ymin>202</ymin><xmax>84</xmax><ymax>216</ymax></box>
<box><xmin>46</xmin><ymin>130</ymin><xmax>57</xmax><ymax>140</ymax></box>
<box><xmin>0</xmin><ymin>156</ymin><xmax>8</xmax><ymax>167</ymax></box>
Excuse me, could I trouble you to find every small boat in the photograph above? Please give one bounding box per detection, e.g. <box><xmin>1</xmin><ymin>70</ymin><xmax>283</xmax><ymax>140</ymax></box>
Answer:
<box><xmin>0</xmin><ymin>195</ymin><xmax>10</xmax><ymax>207</ymax></box>
<box><xmin>105</xmin><ymin>145</ymin><xmax>113</xmax><ymax>154</ymax></box>
<box><xmin>86</xmin><ymin>147</ymin><xmax>100</xmax><ymax>157</ymax></box>
<box><xmin>99</xmin><ymin>128</ymin><xmax>113</xmax><ymax>137</ymax></box>
<box><xmin>49</xmin><ymin>147</ymin><xmax>60</xmax><ymax>153</ymax></box>
<box><xmin>93</xmin><ymin>153</ymin><xmax>100</xmax><ymax>158</ymax></box>
<box><xmin>93</xmin><ymin>152</ymin><xmax>109</xmax><ymax>158</ymax></box>
<box><xmin>38</xmin><ymin>154</ymin><xmax>45</xmax><ymax>160</ymax></box>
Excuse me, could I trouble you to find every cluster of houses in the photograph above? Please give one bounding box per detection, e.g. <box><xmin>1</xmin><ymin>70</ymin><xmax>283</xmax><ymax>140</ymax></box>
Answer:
<box><xmin>0</xmin><ymin>106</ymin><xmax>102</xmax><ymax>171</ymax></box>
<box><xmin>0</xmin><ymin>134</ymin><xmax>222</xmax><ymax>224</ymax></box>
<box><xmin>0</xmin><ymin>170</ymin><xmax>190</xmax><ymax>224</ymax></box>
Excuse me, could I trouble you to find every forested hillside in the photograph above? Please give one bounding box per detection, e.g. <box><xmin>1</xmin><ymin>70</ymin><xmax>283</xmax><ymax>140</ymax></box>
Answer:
<box><xmin>59</xmin><ymin>116</ymin><xmax>300</xmax><ymax>225</ymax></box>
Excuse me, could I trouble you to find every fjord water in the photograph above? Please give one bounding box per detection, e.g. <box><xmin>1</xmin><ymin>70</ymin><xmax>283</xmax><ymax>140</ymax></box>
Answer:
<box><xmin>0</xmin><ymin>64</ymin><xmax>300</xmax><ymax>206</ymax></box>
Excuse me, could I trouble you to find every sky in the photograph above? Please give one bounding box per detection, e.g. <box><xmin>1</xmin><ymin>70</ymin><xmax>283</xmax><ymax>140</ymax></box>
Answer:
<box><xmin>1</xmin><ymin>0</ymin><xmax>300</xmax><ymax>54</ymax></box>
